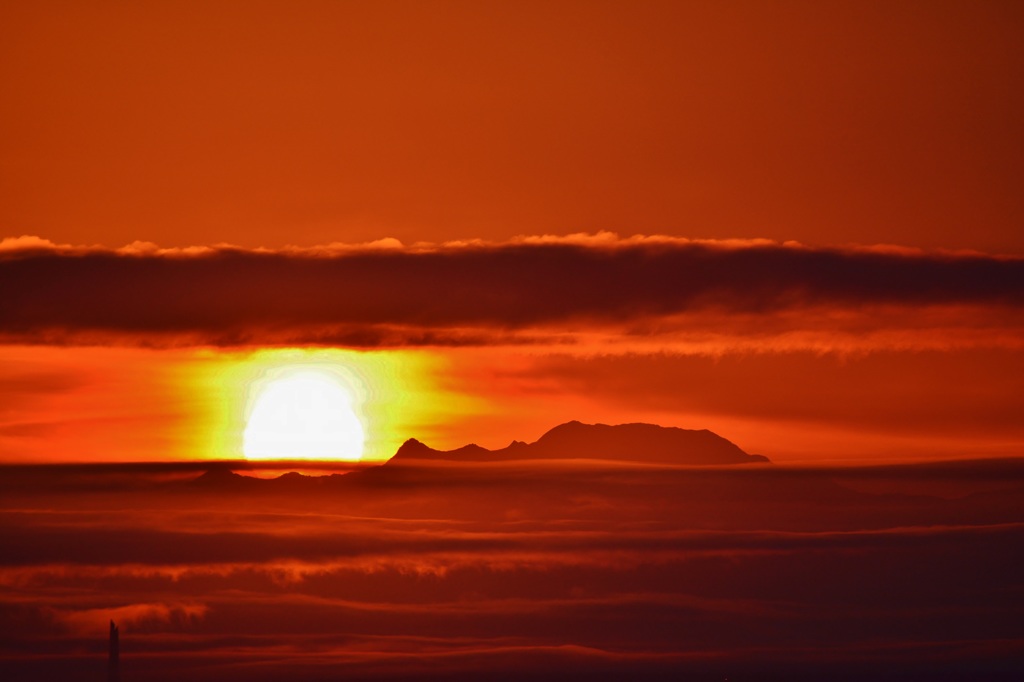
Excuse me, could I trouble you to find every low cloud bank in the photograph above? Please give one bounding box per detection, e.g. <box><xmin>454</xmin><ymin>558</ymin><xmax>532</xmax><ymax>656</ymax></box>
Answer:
<box><xmin>2</xmin><ymin>235</ymin><xmax>1021</xmax><ymax>348</ymax></box>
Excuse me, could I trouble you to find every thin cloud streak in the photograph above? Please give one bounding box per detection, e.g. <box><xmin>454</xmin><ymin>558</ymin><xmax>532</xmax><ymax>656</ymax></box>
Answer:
<box><xmin>2</xmin><ymin>235</ymin><xmax>1021</xmax><ymax>349</ymax></box>
<box><xmin>53</xmin><ymin>601</ymin><xmax>207</xmax><ymax>635</ymax></box>
<box><xmin>3</xmin><ymin>517</ymin><xmax>1021</xmax><ymax>568</ymax></box>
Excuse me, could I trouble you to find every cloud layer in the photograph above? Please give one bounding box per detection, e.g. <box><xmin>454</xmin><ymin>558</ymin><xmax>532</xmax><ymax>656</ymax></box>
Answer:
<box><xmin>3</xmin><ymin>235</ymin><xmax>1022</xmax><ymax>348</ymax></box>
<box><xmin>2</xmin><ymin>462</ymin><xmax>1023</xmax><ymax>681</ymax></box>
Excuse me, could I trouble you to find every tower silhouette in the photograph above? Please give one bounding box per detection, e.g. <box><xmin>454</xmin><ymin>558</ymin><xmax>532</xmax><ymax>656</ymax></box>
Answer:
<box><xmin>108</xmin><ymin>620</ymin><xmax>119</xmax><ymax>682</ymax></box>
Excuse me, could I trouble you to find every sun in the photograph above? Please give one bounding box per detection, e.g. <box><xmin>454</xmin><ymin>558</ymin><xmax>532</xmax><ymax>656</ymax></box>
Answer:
<box><xmin>243</xmin><ymin>369</ymin><xmax>365</xmax><ymax>461</ymax></box>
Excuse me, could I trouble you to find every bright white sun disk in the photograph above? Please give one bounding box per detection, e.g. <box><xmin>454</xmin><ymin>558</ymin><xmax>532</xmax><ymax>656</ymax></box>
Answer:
<box><xmin>243</xmin><ymin>370</ymin><xmax>365</xmax><ymax>461</ymax></box>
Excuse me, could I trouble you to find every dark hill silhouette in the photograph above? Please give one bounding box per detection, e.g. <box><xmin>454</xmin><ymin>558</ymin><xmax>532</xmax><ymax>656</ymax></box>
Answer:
<box><xmin>191</xmin><ymin>466</ymin><xmax>252</xmax><ymax>487</ymax></box>
<box><xmin>392</xmin><ymin>421</ymin><xmax>769</xmax><ymax>465</ymax></box>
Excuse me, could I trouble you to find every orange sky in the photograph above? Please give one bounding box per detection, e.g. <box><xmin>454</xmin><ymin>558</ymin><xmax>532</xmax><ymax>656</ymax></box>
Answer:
<box><xmin>3</xmin><ymin>0</ymin><xmax>1023</xmax><ymax>253</ymax></box>
<box><xmin>1</xmin><ymin>1</ymin><xmax>1023</xmax><ymax>464</ymax></box>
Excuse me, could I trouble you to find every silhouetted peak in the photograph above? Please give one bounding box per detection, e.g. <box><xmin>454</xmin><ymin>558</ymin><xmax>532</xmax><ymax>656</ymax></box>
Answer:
<box><xmin>393</xmin><ymin>438</ymin><xmax>495</xmax><ymax>461</ymax></box>
<box><xmin>550</xmin><ymin>420</ymin><xmax>585</xmax><ymax>431</ymax></box>
<box><xmin>452</xmin><ymin>443</ymin><xmax>490</xmax><ymax>456</ymax></box>
<box><xmin>193</xmin><ymin>467</ymin><xmax>248</xmax><ymax>485</ymax></box>
<box><xmin>388</xmin><ymin>421</ymin><xmax>769</xmax><ymax>465</ymax></box>
<box><xmin>395</xmin><ymin>438</ymin><xmax>437</xmax><ymax>459</ymax></box>
<box><xmin>535</xmin><ymin>420</ymin><xmax>591</xmax><ymax>438</ymax></box>
<box><xmin>531</xmin><ymin>421</ymin><xmax>762</xmax><ymax>464</ymax></box>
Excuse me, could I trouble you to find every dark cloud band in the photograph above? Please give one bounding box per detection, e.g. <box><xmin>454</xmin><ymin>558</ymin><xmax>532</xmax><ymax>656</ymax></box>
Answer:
<box><xmin>2</xmin><ymin>239</ymin><xmax>1021</xmax><ymax>346</ymax></box>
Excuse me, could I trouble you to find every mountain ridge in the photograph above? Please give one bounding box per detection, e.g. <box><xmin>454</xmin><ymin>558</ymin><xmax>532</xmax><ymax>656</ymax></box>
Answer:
<box><xmin>392</xmin><ymin>420</ymin><xmax>769</xmax><ymax>465</ymax></box>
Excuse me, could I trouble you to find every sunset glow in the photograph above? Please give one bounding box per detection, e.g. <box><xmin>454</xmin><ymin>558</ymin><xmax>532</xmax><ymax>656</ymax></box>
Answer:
<box><xmin>2</xmin><ymin>2</ymin><xmax>1022</xmax><ymax>681</ymax></box>
<box><xmin>242</xmin><ymin>369</ymin><xmax>364</xmax><ymax>461</ymax></box>
<box><xmin>195</xmin><ymin>348</ymin><xmax>467</xmax><ymax>464</ymax></box>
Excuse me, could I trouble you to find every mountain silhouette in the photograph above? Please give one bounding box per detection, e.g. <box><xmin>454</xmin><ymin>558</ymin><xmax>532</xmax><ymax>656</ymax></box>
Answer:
<box><xmin>393</xmin><ymin>421</ymin><xmax>769</xmax><ymax>465</ymax></box>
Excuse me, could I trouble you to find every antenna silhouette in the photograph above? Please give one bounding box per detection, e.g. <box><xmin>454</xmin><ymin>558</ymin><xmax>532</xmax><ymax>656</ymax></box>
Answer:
<box><xmin>108</xmin><ymin>620</ymin><xmax>119</xmax><ymax>682</ymax></box>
